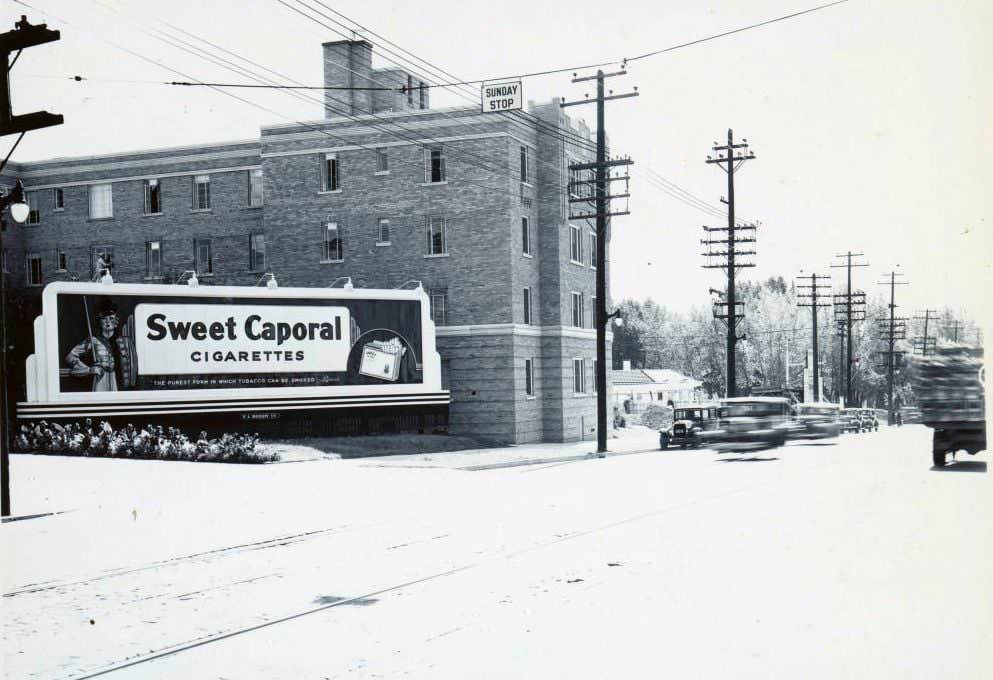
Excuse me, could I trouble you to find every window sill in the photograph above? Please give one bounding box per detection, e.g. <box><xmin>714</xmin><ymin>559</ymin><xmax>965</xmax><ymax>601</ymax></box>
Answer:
<box><xmin>570</xmin><ymin>259</ymin><xmax>585</xmax><ymax>267</ymax></box>
<box><xmin>520</xmin><ymin>181</ymin><xmax>534</xmax><ymax>188</ymax></box>
<box><xmin>374</xmin><ymin>170</ymin><xmax>390</xmax><ymax>176</ymax></box>
<box><xmin>246</xmin><ymin>204</ymin><xmax>263</xmax><ymax>209</ymax></box>
<box><xmin>191</xmin><ymin>209</ymin><xmax>212</xmax><ymax>214</ymax></box>
<box><xmin>53</xmin><ymin>208</ymin><xmax>64</xmax><ymax>212</ymax></box>
<box><xmin>320</xmin><ymin>259</ymin><xmax>344</xmax><ymax>264</ymax></box>
<box><xmin>143</xmin><ymin>276</ymin><xmax>165</xmax><ymax>281</ymax></box>
<box><xmin>526</xmin><ymin>395</ymin><xmax>537</xmax><ymax>400</ymax></box>
<box><xmin>142</xmin><ymin>212</ymin><xmax>164</xmax><ymax>217</ymax></box>
<box><xmin>573</xmin><ymin>393</ymin><xmax>589</xmax><ymax>398</ymax></box>
<box><xmin>423</xmin><ymin>253</ymin><xmax>450</xmax><ymax>259</ymax></box>
<box><xmin>375</xmin><ymin>242</ymin><xmax>391</xmax><ymax>247</ymax></box>
<box><xmin>523</xmin><ymin>252</ymin><xmax>533</xmax><ymax>259</ymax></box>
<box><xmin>419</xmin><ymin>181</ymin><xmax>448</xmax><ymax>187</ymax></box>
<box><xmin>88</xmin><ymin>217</ymin><xmax>115</xmax><ymax>222</ymax></box>
<box><xmin>318</xmin><ymin>189</ymin><xmax>342</xmax><ymax>195</ymax></box>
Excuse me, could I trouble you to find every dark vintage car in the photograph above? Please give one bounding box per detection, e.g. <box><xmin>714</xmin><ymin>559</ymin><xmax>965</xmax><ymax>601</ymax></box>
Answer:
<box><xmin>840</xmin><ymin>408</ymin><xmax>862</xmax><ymax>433</ymax></box>
<box><xmin>660</xmin><ymin>405</ymin><xmax>719</xmax><ymax>449</ymax></box>
<box><xmin>859</xmin><ymin>408</ymin><xmax>879</xmax><ymax>432</ymax></box>
<box><xmin>708</xmin><ymin>397</ymin><xmax>798</xmax><ymax>450</ymax></box>
<box><xmin>792</xmin><ymin>403</ymin><xmax>841</xmax><ymax>440</ymax></box>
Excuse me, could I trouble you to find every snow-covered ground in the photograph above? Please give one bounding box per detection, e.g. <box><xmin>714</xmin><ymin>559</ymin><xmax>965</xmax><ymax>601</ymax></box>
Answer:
<box><xmin>2</xmin><ymin>425</ymin><xmax>990</xmax><ymax>679</ymax></box>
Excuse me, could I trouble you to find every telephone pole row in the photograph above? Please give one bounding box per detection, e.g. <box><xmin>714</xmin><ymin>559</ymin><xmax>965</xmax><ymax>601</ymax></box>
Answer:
<box><xmin>876</xmin><ymin>270</ymin><xmax>909</xmax><ymax>424</ymax></box>
<box><xmin>830</xmin><ymin>251</ymin><xmax>869</xmax><ymax>406</ymax></box>
<box><xmin>703</xmin><ymin>129</ymin><xmax>757</xmax><ymax>398</ymax></box>
<box><xmin>562</xmin><ymin>69</ymin><xmax>638</xmax><ymax>456</ymax></box>
<box><xmin>796</xmin><ymin>273</ymin><xmax>832</xmax><ymax>402</ymax></box>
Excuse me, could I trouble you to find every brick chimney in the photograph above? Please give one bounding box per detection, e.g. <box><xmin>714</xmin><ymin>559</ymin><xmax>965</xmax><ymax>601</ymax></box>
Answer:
<box><xmin>322</xmin><ymin>40</ymin><xmax>373</xmax><ymax>117</ymax></box>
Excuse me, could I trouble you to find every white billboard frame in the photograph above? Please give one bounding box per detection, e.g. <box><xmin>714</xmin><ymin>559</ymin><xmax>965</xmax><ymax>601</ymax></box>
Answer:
<box><xmin>19</xmin><ymin>281</ymin><xmax>446</xmax><ymax>418</ymax></box>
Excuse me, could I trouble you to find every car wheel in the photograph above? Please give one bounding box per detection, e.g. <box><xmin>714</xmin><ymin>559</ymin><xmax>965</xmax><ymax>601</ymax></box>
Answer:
<box><xmin>660</xmin><ymin>434</ymin><xmax>669</xmax><ymax>450</ymax></box>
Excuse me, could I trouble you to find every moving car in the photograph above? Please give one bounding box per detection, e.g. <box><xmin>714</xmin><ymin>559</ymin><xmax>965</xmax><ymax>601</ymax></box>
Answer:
<box><xmin>840</xmin><ymin>408</ymin><xmax>862</xmax><ymax>433</ymax></box>
<box><xmin>792</xmin><ymin>403</ymin><xmax>841</xmax><ymax>440</ymax></box>
<box><xmin>709</xmin><ymin>397</ymin><xmax>797</xmax><ymax>450</ymax></box>
<box><xmin>859</xmin><ymin>408</ymin><xmax>879</xmax><ymax>432</ymax></box>
<box><xmin>660</xmin><ymin>405</ymin><xmax>719</xmax><ymax>449</ymax></box>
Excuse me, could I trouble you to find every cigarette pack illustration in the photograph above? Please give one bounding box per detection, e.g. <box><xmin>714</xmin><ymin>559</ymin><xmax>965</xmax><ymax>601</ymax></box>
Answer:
<box><xmin>358</xmin><ymin>337</ymin><xmax>406</xmax><ymax>381</ymax></box>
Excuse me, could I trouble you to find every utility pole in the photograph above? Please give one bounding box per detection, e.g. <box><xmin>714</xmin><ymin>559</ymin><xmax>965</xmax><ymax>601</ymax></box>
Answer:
<box><xmin>945</xmin><ymin>319</ymin><xmax>961</xmax><ymax>343</ymax></box>
<box><xmin>830</xmin><ymin>252</ymin><xmax>868</xmax><ymax>406</ymax></box>
<box><xmin>703</xmin><ymin>130</ymin><xmax>756</xmax><ymax>398</ymax></box>
<box><xmin>876</xmin><ymin>270</ymin><xmax>909</xmax><ymax>424</ymax></box>
<box><xmin>913</xmin><ymin>309</ymin><xmax>938</xmax><ymax>355</ymax></box>
<box><xmin>1</xmin><ymin>15</ymin><xmax>64</xmax><ymax>518</ymax></box>
<box><xmin>796</xmin><ymin>273</ymin><xmax>832</xmax><ymax>402</ymax></box>
<box><xmin>562</xmin><ymin>69</ymin><xmax>637</xmax><ymax>456</ymax></box>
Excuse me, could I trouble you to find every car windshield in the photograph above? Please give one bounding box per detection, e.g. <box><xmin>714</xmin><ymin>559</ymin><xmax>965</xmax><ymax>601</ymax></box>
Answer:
<box><xmin>674</xmin><ymin>409</ymin><xmax>704</xmax><ymax>421</ymax></box>
<box><xmin>799</xmin><ymin>406</ymin><xmax>838</xmax><ymax>416</ymax></box>
<box><xmin>720</xmin><ymin>403</ymin><xmax>786</xmax><ymax>418</ymax></box>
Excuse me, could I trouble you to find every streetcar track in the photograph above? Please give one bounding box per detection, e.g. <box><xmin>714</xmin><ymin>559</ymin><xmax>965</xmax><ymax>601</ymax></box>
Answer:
<box><xmin>3</xmin><ymin>518</ymin><xmax>401</xmax><ymax>598</ymax></box>
<box><xmin>66</xmin><ymin>484</ymin><xmax>757</xmax><ymax>680</ymax></box>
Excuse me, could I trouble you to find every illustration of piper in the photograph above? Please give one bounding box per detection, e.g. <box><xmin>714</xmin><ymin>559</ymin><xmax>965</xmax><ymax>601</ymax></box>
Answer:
<box><xmin>65</xmin><ymin>298</ymin><xmax>138</xmax><ymax>391</ymax></box>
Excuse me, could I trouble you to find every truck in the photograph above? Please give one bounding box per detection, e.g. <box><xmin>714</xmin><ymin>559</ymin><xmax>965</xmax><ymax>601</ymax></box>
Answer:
<box><xmin>910</xmin><ymin>345</ymin><xmax>986</xmax><ymax>467</ymax></box>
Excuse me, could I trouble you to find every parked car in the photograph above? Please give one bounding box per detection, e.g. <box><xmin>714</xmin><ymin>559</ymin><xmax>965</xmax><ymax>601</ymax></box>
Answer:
<box><xmin>708</xmin><ymin>397</ymin><xmax>798</xmax><ymax>450</ymax></box>
<box><xmin>792</xmin><ymin>403</ymin><xmax>841</xmax><ymax>440</ymax></box>
<box><xmin>660</xmin><ymin>405</ymin><xmax>719</xmax><ymax>449</ymax></box>
<box><xmin>840</xmin><ymin>408</ymin><xmax>862</xmax><ymax>433</ymax></box>
<box><xmin>859</xmin><ymin>408</ymin><xmax>879</xmax><ymax>432</ymax></box>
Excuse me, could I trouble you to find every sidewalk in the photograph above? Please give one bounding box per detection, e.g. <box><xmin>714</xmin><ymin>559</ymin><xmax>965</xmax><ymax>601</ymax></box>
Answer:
<box><xmin>355</xmin><ymin>426</ymin><xmax>661</xmax><ymax>470</ymax></box>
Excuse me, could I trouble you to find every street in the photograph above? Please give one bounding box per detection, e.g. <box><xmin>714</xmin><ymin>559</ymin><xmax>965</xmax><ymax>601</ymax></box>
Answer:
<box><xmin>2</xmin><ymin>425</ymin><xmax>991</xmax><ymax>679</ymax></box>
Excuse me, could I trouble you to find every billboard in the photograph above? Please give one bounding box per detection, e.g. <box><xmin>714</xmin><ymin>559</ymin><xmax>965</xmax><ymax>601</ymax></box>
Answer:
<box><xmin>481</xmin><ymin>80</ymin><xmax>523</xmax><ymax>112</ymax></box>
<box><xmin>19</xmin><ymin>282</ymin><xmax>446</xmax><ymax>421</ymax></box>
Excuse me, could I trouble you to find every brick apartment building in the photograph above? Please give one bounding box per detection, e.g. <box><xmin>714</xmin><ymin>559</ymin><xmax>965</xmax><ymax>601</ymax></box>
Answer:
<box><xmin>0</xmin><ymin>40</ymin><xmax>609</xmax><ymax>444</ymax></box>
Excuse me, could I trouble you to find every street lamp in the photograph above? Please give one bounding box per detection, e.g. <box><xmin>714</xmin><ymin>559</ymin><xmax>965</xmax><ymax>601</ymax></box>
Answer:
<box><xmin>1</xmin><ymin>179</ymin><xmax>30</xmax><ymax>517</ymax></box>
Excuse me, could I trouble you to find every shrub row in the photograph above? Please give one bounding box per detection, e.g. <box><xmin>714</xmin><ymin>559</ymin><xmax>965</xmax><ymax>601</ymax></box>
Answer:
<box><xmin>13</xmin><ymin>420</ymin><xmax>278</xmax><ymax>464</ymax></box>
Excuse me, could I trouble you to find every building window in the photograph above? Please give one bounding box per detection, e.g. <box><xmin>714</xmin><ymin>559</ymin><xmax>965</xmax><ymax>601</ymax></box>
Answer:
<box><xmin>192</xmin><ymin>175</ymin><xmax>211</xmax><ymax>211</ymax></box>
<box><xmin>145</xmin><ymin>240</ymin><xmax>163</xmax><ymax>278</ymax></box>
<box><xmin>53</xmin><ymin>187</ymin><xmax>64</xmax><ymax>211</ymax></box>
<box><xmin>525</xmin><ymin>358</ymin><xmax>535</xmax><ymax>396</ymax></box>
<box><xmin>590</xmin><ymin>232</ymin><xmax>597</xmax><ymax>269</ymax></box>
<box><xmin>429</xmin><ymin>288</ymin><xmax>448</xmax><ymax>326</ymax></box>
<box><xmin>91</xmin><ymin>246</ymin><xmax>114</xmax><ymax>280</ymax></box>
<box><xmin>591</xmin><ymin>295</ymin><xmax>597</xmax><ymax>329</ymax></box>
<box><xmin>26</xmin><ymin>191</ymin><xmax>40</xmax><ymax>224</ymax></box>
<box><xmin>375</xmin><ymin>148</ymin><xmax>388</xmax><ymax>173</ymax></box>
<box><xmin>523</xmin><ymin>287</ymin><xmax>532</xmax><ymax>325</ymax></box>
<box><xmin>377</xmin><ymin>218</ymin><xmax>390</xmax><ymax>245</ymax></box>
<box><xmin>55</xmin><ymin>248</ymin><xmax>67</xmax><ymax>272</ymax></box>
<box><xmin>573</xmin><ymin>358</ymin><xmax>586</xmax><ymax>394</ymax></box>
<box><xmin>521</xmin><ymin>217</ymin><xmax>531</xmax><ymax>256</ymax></box>
<box><xmin>248</xmin><ymin>168</ymin><xmax>264</xmax><ymax>207</ymax></box>
<box><xmin>592</xmin><ymin>359</ymin><xmax>598</xmax><ymax>394</ymax></box>
<box><xmin>427</xmin><ymin>216</ymin><xmax>447</xmax><ymax>255</ymax></box>
<box><xmin>89</xmin><ymin>184</ymin><xmax>114</xmax><ymax>219</ymax></box>
<box><xmin>321</xmin><ymin>222</ymin><xmax>342</xmax><ymax>262</ymax></box>
<box><xmin>419</xmin><ymin>82</ymin><xmax>427</xmax><ymax>109</ymax></box>
<box><xmin>249</xmin><ymin>233</ymin><xmax>266</xmax><ymax>272</ymax></box>
<box><xmin>425</xmin><ymin>148</ymin><xmax>446</xmax><ymax>183</ymax></box>
<box><xmin>440</xmin><ymin>358</ymin><xmax>451</xmax><ymax>390</ymax></box>
<box><xmin>195</xmin><ymin>239</ymin><xmax>213</xmax><ymax>275</ymax></box>
<box><xmin>570</xmin><ymin>225</ymin><xmax>583</xmax><ymax>264</ymax></box>
<box><xmin>407</xmin><ymin>74</ymin><xmax>413</xmax><ymax>105</ymax></box>
<box><xmin>26</xmin><ymin>254</ymin><xmax>43</xmax><ymax>286</ymax></box>
<box><xmin>520</xmin><ymin>145</ymin><xmax>530</xmax><ymax>183</ymax></box>
<box><xmin>320</xmin><ymin>153</ymin><xmax>340</xmax><ymax>192</ymax></box>
<box><xmin>571</xmin><ymin>291</ymin><xmax>584</xmax><ymax>328</ymax></box>
<box><xmin>144</xmin><ymin>179</ymin><xmax>162</xmax><ymax>215</ymax></box>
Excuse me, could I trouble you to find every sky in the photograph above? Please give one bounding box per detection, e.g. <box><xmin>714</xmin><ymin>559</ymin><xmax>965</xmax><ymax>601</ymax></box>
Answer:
<box><xmin>5</xmin><ymin>0</ymin><xmax>992</xmax><ymax>328</ymax></box>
